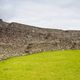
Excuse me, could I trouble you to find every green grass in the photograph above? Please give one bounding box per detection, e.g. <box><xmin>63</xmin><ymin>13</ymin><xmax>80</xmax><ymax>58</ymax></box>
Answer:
<box><xmin>0</xmin><ymin>50</ymin><xmax>80</xmax><ymax>80</ymax></box>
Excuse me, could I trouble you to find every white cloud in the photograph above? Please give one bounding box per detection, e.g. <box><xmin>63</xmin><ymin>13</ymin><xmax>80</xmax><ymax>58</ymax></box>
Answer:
<box><xmin>0</xmin><ymin>0</ymin><xmax>80</xmax><ymax>30</ymax></box>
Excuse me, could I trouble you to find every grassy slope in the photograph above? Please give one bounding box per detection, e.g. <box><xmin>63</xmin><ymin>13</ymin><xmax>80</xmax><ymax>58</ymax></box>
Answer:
<box><xmin>0</xmin><ymin>50</ymin><xmax>80</xmax><ymax>80</ymax></box>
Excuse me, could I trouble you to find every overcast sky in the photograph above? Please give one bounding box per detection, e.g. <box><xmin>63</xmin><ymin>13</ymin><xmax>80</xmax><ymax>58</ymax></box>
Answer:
<box><xmin>0</xmin><ymin>0</ymin><xmax>80</xmax><ymax>30</ymax></box>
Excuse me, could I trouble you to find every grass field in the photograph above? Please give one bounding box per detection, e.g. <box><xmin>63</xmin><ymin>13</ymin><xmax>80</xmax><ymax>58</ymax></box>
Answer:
<box><xmin>0</xmin><ymin>50</ymin><xmax>80</xmax><ymax>80</ymax></box>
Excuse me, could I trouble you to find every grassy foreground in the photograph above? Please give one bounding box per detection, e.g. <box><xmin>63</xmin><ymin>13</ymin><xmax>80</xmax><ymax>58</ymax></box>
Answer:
<box><xmin>0</xmin><ymin>50</ymin><xmax>80</xmax><ymax>80</ymax></box>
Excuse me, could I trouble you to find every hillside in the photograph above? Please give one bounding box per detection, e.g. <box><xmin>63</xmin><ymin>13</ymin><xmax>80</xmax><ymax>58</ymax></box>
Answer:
<box><xmin>0</xmin><ymin>50</ymin><xmax>80</xmax><ymax>80</ymax></box>
<box><xmin>0</xmin><ymin>19</ymin><xmax>80</xmax><ymax>60</ymax></box>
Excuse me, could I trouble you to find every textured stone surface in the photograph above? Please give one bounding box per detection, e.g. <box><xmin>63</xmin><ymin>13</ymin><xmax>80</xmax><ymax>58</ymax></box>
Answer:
<box><xmin>0</xmin><ymin>19</ymin><xmax>80</xmax><ymax>60</ymax></box>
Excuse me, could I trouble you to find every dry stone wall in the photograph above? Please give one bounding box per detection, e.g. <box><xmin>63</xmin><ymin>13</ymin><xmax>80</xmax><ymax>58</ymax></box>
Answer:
<box><xmin>0</xmin><ymin>19</ymin><xmax>80</xmax><ymax>60</ymax></box>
